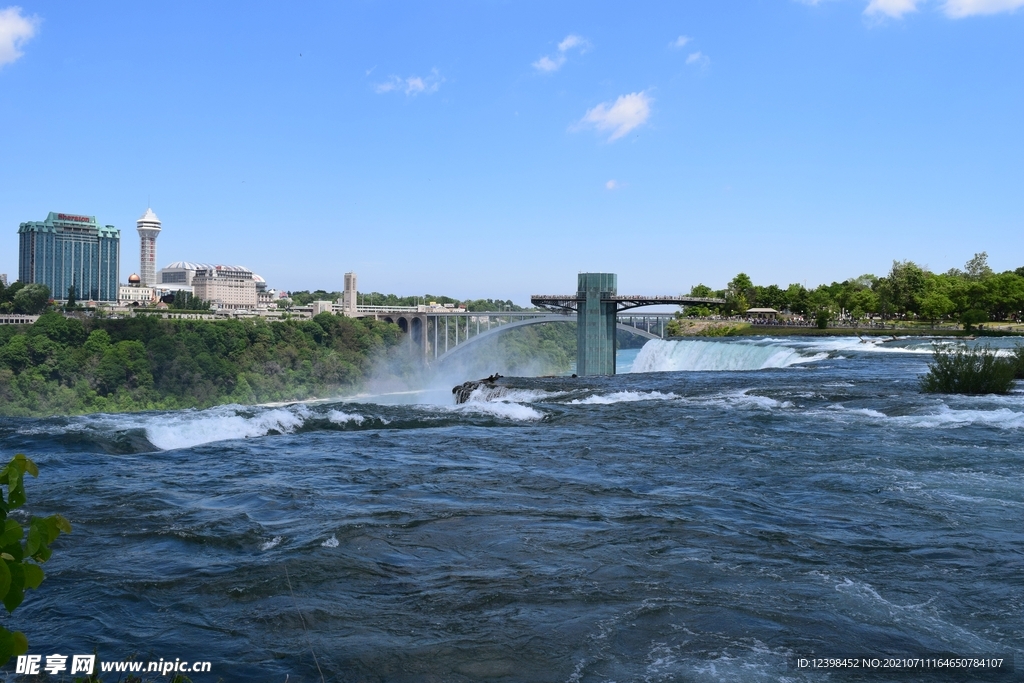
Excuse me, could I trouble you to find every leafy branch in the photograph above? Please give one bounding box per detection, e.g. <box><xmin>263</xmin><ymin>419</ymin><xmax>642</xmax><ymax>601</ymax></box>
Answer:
<box><xmin>0</xmin><ymin>454</ymin><xmax>71</xmax><ymax>665</ymax></box>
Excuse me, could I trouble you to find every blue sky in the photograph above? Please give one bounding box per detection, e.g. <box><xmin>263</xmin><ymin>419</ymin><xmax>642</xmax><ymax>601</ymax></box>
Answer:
<box><xmin>1</xmin><ymin>1</ymin><xmax>1022</xmax><ymax>304</ymax></box>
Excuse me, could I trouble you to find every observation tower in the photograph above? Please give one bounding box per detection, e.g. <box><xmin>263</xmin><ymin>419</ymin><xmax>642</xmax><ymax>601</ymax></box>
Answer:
<box><xmin>136</xmin><ymin>208</ymin><xmax>162</xmax><ymax>287</ymax></box>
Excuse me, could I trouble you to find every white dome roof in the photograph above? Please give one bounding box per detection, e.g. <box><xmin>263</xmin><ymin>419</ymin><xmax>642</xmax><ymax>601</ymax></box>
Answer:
<box><xmin>137</xmin><ymin>208</ymin><xmax>161</xmax><ymax>224</ymax></box>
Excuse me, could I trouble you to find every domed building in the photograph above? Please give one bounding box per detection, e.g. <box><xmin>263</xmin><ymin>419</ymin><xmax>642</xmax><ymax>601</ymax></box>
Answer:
<box><xmin>119</xmin><ymin>272</ymin><xmax>155</xmax><ymax>306</ymax></box>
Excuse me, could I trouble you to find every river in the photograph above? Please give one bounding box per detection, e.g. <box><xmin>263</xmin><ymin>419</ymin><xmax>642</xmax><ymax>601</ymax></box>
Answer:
<box><xmin>1</xmin><ymin>335</ymin><xmax>1021</xmax><ymax>682</ymax></box>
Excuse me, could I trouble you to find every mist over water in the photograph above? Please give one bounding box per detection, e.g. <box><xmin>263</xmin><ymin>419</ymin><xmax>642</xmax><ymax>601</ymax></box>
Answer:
<box><xmin>2</xmin><ymin>335</ymin><xmax>1022</xmax><ymax>681</ymax></box>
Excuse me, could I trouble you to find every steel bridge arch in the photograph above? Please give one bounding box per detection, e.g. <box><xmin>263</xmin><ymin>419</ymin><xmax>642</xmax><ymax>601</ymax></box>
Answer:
<box><xmin>433</xmin><ymin>316</ymin><xmax>660</xmax><ymax>364</ymax></box>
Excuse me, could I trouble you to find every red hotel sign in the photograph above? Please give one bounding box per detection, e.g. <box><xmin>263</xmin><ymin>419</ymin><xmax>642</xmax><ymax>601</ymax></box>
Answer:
<box><xmin>57</xmin><ymin>213</ymin><xmax>91</xmax><ymax>223</ymax></box>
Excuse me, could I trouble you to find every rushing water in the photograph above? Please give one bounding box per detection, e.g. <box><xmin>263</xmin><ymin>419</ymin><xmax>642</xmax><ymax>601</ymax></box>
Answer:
<box><xmin>1</xmin><ymin>336</ymin><xmax>1022</xmax><ymax>682</ymax></box>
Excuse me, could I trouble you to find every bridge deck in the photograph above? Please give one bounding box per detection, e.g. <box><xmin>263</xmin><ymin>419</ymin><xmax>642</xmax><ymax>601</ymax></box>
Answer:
<box><xmin>531</xmin><ymin>294</ymin><xmax>725</xmax><ymax>312</ymax></box>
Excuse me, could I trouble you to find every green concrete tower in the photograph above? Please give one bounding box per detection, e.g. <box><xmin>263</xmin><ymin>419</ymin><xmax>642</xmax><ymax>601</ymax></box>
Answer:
<box><xmin>576</xmin><ymin>272</ymin><xmax>618</xmax><ymax>376</ymax></box>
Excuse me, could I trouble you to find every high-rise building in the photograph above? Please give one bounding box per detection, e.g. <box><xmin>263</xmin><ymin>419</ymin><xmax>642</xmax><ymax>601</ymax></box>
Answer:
<box><xmin>136</xmin><ymin>208</ymin><xmax>161</xmax><ymax>287</ymax></box>
<box><xmin>0</xmin><ymin>274</ymin><xmax>7</xmax><ymax>286</ymax></box>
<box><xmin>18</xmin><ymin>212</ymin><xmax>120</xmax><ymax>302</ymax></box>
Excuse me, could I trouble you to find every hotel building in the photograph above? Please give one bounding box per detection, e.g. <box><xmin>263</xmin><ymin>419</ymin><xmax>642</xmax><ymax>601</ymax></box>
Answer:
<box><xmin>18</xmin><ymin>212</ymin><xmax>120</xmax><ymax>302</ymax></box>
<box><xmin>191</xmin><ymin>265</ymin><xmax>259</xmax><ymax>309</ymax></box>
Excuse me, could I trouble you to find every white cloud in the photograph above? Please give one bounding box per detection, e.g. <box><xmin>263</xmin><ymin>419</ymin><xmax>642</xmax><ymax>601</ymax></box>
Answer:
<box><xmin>374</xmin><ymin>68</ymin><xmax>443</xmax><ymax>96</ymax></box>
<box><xmin>533</xmin><ymin>33</ymin><xmax>588</xmax><ymax>73</ymax></box>
<box><xmin>605</xmin><ymin>179</ymin><xmax>622</xmax><ymax>190</ymax></box>
<box><xmin>0</xmin><ymin>6</ymin><xmax>40</xmax><ymax>69</ymax></box>
<box><xmin>864</xmin><ymin>0</ymin><xmax>923</xmax><ymax>17</ymax></box>
<box><xmin>578</xmin><ymin>91</ymin><xmax>652</xmax><ymax>142</ymax></box>
<box><xmin>558</xmin><ymin>34</ymin><xmax>585</xmax><ymax>51</ymax></box>
<box><xmin>942</xmin><ymin>0</ymin><xmax>1024</xmax><ymax>16</ymax></box>
<box><xmin>670</xmin><ymin>35</ymin><xmax>691</xmax><ymax>49</ymax></box>
<box><xmin>532</xmin><ymin>54</ymin><xmax>566</xmax><ymax>72</ymax></box>
<box><xmin>686</xmin><ymin>51</ymin><xmax>711</xmax><ymax>67</ymax></box>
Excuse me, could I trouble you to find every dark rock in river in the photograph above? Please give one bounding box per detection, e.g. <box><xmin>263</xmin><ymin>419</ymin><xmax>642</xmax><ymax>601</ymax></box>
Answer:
<box><xmin>452</xmin><ymin>374</ymin><xmax>503</xmax><ymax>405</ymax></box>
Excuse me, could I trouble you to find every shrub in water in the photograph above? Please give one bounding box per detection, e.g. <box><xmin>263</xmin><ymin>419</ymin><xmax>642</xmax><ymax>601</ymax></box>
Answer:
<box><xmin>1012</xmin><ymin>345</ymin><xmax>1024</xmax><ymax>379</ymax></box>
<box><xmin>920</xmin><ymin>344</ymin><xmax>1016</xmax><ymax>395</ymax></box>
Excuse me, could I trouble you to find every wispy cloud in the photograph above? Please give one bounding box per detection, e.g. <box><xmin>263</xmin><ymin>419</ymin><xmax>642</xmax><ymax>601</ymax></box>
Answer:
<box><xmin>861</xmin><ymin>0</ymin><xmax>1022</xmax><ymax>19</ymax></box>
<box><xmin>942</xmin><ymin>0</ymin><xmax>1024</xmax><ymax>16</ymax></box>
<box><xmin>0</xmin><ymin>6</ymin><xmax>40</xmax><ymax>69</ymax></box>
<box><xmin>577</xmin><ymin>91</ymin><xmax>653</xmax><ymax>142</ymax></box>
<box><xmin>686</xmin><ymin>51</ymin><xmax>711</xmax><ymax>68</ymax></box>
<box><xmin>864</xmin><ymin>0</ymin><xmax>922</xmax><ymax>17</ymax></box>
<box><xmin>605</xmin><ymin>179</ymin><xmax>623</xmax><ymax>190</ymax></box>
<box><xmin>374</xmin><ymin>68</ymin><xmax>444</xmax><ymax>96</ymax></box>
<box><xmin>669</xmin><ymin>35</ymin><xmax>691</xmax><ymax>49</ymax></box>
<box><xmin>533</xmin><ymin>33</ymin><xmax>589</xmax><ymax>73</ymax></box>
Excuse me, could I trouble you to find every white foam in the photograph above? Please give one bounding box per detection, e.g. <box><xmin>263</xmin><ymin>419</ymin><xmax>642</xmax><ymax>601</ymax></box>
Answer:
<box><xmin>457</xmin><ymin>399</ymin><xmax>544</xmax><ymax>421</ymax></box>
<box><xmin>261</xmin><ymin>536</ymin><xmax>282</xmax><ymax>551</ymax></box>
<box><xmin>327</xmin><ymin>410</ymin><xmax>365</xmax><ymax>425</ymax></box>
<box><xmin>631</xmin><ymin>339</ymin><xmax>824</xmax><ymax>373</ymax></box>
<box><xmin>142</xmin><ymin>405</ymin><xmax>309</xmax><ymax>451</ymax></box>
<box><xmin>569</xmin><ymin>390</ymin><xmax>679</xmax><ymax>405</ymax></box>
<box><xmin>466</xmin><ymin>386</ymin><xmax>563</xmax><ymax>404</ymax></box>
<box><xmin>822</xmin><ymin>403</ymin><xmax>1024</xmax><ymax>430</ymax></box>
<box><xmin>895</xmin><ymin>406</ymin><xmax>1024</xmax><ymax>430</ymax></box>
<box><xmin>321</xmin><ymin>535</ymin><xmax>339</xmax><ymax>548</ymax></box>
<box><xmin>451</xmin><ymin>385</ymin><xmax>548</xmax><ymax>421</ymax></box>
<box><xmin>698</xmin><ymin>390</ymin><xmax>793</xmax><ymax>411</ymax></box>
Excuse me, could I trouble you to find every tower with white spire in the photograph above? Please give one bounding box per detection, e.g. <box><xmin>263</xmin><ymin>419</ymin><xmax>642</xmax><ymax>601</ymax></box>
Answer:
<box><xmin>136</xmin><ymin>208</ymin><xmax>162</xmax><ymax>287</ymax></box>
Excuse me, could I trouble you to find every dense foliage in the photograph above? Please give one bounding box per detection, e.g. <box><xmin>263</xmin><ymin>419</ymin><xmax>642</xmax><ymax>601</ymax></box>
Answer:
<box><xmin>0</xmin><ymin>313</ymin><xmax>402</xmax><ymax>416</ymax></box>
<box><xmin>0</xmin><ymin>281</ymin><xmax>51</xmax><ymax>315</ymax></box>
<box><xmin>920</xmin><ymin>344</ymin><xmax>1018</xmax><ymax>395</ymax></box>
<box><xmin>0</xmin><ymin>455</ymin><xmax>71</xmax><ymax>665</ymax></box>
<box><xmin>165</xmin><ymin>290</ymin><xmax>211</xmax><ymax>311</ymax></box>
<box><xmin>684</xmin><ymin>253</ymin><xmax>1024</xmax><ymax>328</ymax></box>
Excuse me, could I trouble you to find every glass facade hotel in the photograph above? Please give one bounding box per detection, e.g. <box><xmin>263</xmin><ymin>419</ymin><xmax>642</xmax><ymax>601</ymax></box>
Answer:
<box><xmin>18</xmin><ymin>212</ymin><xmax>120</xmax><ymax>302</ymax></box>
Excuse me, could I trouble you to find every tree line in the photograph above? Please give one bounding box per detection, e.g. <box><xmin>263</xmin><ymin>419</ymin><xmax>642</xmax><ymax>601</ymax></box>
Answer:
<box><xmin>287</xmin><ymin>289</ymin><xmax>524</xmax><ymax>312</ymax></box>
<box><xmin>0</xmin><ymin>313</ymin><xmax>402</xmax><ymax>416</ymax></box>
<box><xmin>684</xmin><ymin>253</ymin><xmax>1024</xmax><ymax>328</ymax></box>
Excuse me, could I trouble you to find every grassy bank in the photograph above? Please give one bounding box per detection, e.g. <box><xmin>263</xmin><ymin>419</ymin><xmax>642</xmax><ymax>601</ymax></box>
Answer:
<box><xmin>731</xmin><ymin>325</ymin><xmax>1023</xmax><ymax>338</ymax></box>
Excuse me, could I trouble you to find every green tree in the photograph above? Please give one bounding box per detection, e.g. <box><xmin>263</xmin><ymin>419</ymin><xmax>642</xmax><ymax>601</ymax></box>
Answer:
<box><xmin>726</xmin><ymin>273</ymin><xmax>753</xmax><ymax>315</ymax></box>
<box><xmin>919</xmin><ymin>291</ymin><xmax>955</xmax><ymax>326</ymax></box>
<box><xmin>848</xmin><ymin>288</ymin><xmax>880</xmax><ymax>319</ymax></box>
<box><xmin>12</xmin><ymin>284</ymin><xmax>50</xmax><ymax>315</ymax></box>
<box><xmin>878</xmin><ymin>260</ymin><xmax>927</xmax><ymax>318</ymax></box>
<box><xmin>0</xmin><ymin>455</ymin><xmax>71</xmax><ymax>665</ymax></box>
<box><xmin>981</xmin><ymin>272</ymin><xmax>1024</xmax><ymax>321</ymax></box>
<box><xmin>65</xmin><ymin>285</ymin><xmax>77</xmax><ymax>310</ymax></box>
<box><xmin>964</xmin><ymin>251</ymin><xmax>993</xmax><ymax>280</ymax></box>
<box><xmin>689</xmin><ymin>283</ymin><xmax>714</xmax><ymax>298</ymax></box>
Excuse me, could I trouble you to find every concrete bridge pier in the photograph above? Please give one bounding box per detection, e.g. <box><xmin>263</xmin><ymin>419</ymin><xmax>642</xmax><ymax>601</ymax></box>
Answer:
<box><xmin>577</xmin><ymin>273</ymin><xmax>618</xmax><ymax>376</ymax></box>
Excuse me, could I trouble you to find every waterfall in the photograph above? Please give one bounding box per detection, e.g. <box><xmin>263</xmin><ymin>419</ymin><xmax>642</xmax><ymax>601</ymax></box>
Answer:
<box><xmin>630</xmin><ymin>339</ymin><xmax>826</xmax><ymax>373</ymax></box>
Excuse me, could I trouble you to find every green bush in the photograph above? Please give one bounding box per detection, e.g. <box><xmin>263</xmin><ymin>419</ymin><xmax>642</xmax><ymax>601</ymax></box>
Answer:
<box><xmin>960</xmin><ymin>308</ymin><xmax>988</xmax><ymax>331</ymax></box>
<box><xmin>920</xmin><ymin>344</ymin><xmax>1017</xmax><ymax>395</ymax></box>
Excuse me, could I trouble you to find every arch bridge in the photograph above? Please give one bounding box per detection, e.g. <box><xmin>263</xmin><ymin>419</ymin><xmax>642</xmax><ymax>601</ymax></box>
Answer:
<box><xmin>359</xmin><ymin>273</ymin><xmax>723</xmax><ymax>376</ymax></box>
<box><xmin>364</xmin><ymin>309</ymin><xmax>680</xmax><ymax>365</ymax></box>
